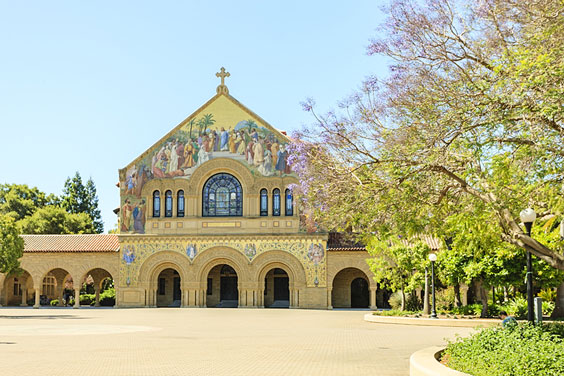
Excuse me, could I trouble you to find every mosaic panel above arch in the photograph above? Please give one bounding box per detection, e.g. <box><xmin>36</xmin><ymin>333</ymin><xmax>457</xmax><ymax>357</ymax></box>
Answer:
<box><xmin>119</xmin><ymin>237</ymin><xmax>327</xmax><ymax>288</ymax></box>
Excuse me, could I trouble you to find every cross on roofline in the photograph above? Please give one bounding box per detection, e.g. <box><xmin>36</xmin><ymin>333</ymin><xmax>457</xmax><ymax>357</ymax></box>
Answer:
<box><xmin>216</xmin><ymin>67</ymin><xmax>230</xmax><ymax>94</ymax></box>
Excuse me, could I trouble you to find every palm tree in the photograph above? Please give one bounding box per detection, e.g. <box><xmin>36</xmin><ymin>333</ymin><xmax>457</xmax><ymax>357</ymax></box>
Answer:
<box><xmin>187</xmin><ymin>119</ymin><xmax>196</xmax><ymax>139</ymax></box>
<box><xmin>200</xmin><ymin>113</ymin><xmax>216</xmax><ymax>135</ymax></box>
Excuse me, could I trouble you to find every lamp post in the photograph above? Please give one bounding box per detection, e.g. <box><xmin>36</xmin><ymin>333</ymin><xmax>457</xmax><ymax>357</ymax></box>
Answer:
<box><xmin>520</xmin><ymin>208</ymin><xmax>536</xmax><ymax>324</ymax></box>
<box><xmin>429</xmin><ymin>253</ymin><xmax>438</xmax><ymax>319</ymax></box>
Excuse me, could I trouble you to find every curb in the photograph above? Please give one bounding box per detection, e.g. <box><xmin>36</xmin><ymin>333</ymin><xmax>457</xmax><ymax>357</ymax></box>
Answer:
<box><xmin>364</xmin><ymin>313</ymin><xmax>499</xmax><ymax>327</ymax></box>
<box><xmin>410</xmin><ymin>346</ymin><xmax>471</xmax><ymax>376</ymax></box>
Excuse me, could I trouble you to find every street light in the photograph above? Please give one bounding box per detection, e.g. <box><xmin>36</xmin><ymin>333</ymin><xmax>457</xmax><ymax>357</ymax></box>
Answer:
<box><xmin>520</xmin><ymin>208</ymin><xmax>537</xmax><ymax>324</ymax></box>
<box><xmin>428</xmin><ymin>253</ymin><xmax>438</xmax><ymax>319</ymax></box>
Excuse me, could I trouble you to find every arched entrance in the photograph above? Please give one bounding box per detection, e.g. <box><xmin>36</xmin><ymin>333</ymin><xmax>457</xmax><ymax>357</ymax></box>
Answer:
<box><xmin>206</xmin><ymin>264</ymin><xmax>238</xmax><ymax>308</ymax></box>
<box><xmin>332</xmin><ymin>268</ymin><xmax>370</xmax><ymax>309</ymax></box>
<box><xmin>81</xmin><ymin>268</ymin><xmax>114</xmax><ymax>307</ymax></box>
<box><xmin>264</xmin><ymin>268</ymin><xmax>289</xmax><ymax>308</ymax></box>
<box><xmin>156</xmin><ymin>268</ymin><xmax>182</xmax><ymax>307</ymax></box>
<box><xmin>40</xmin><ymin>268</ymin><xmax>70</xmax><ymax>306</ymax></box>
<box><xmin>3</xmin><ymin>270</ymin><xmax>33</xmax><ymax>306</ymax></box>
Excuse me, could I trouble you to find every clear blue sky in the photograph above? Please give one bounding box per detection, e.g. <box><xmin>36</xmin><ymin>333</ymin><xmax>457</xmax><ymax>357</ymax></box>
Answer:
<box><xmin>0</xmin><ymin>1</ymin><xmax>388</xmax><ymax>232</ymax></box>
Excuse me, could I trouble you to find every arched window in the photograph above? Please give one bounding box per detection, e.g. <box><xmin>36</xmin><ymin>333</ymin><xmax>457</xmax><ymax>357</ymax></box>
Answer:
<box><xmin>260</xmin><ymin>189</ymin><xmax>268</xmax><ymax>216</ymax></box>
<box><xmin>202</xmin><ymin>173</ymin><xmax>242</xmax><ymax>217</ymax></box>
<box><xmin>272</xmin><ymin>188</ymin><xmax>281</xmax><ymax>216</ymax></box>
<box><xmin>177</xmin><ymin>190</ymin><xmax>185</xmax><ymax>217</ymax></box>
<box><xmin>285</xmin><ymin>188</ymin><xmax>293</xmax><ymax>216</ymax></box>
<box><xmin>153</xmin><ymin>191</ymin><xmax>160</xmax><ymax>217</ymax></box>
<box><xmin>165</xmin><ymin>190</ymin><xmax>173</xmax><ymax>217</ymax></box>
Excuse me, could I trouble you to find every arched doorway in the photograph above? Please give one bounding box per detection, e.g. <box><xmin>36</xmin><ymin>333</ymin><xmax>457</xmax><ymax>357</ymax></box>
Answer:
<box><xmin>3</xmin><ymin>270</ymin><xmax>33</xmax><ymax>306</ymax></box>
<box><xmin>82</xmin><ymin>268</ymin><xmax>114</xmax><ymax>307</ymax></box>
<box><xmin>206</xmin><ymin>264</ymin><xmax>238</xmax><ymax>308</ymax></box>
<box><xmin>41</xmin><ymin>268</ymin><xmax>72</xmax><ymax>307</ymax></box>
<box><xmin>156</xmin><ymin>268</ymin><xmax>182</xmax><ymax>307</ymax></box>
<box><xmin>264</xmin><ymin>268</ymin><xmax>289</xmax><ymax>308</ymax></box>
<box><xmin>332</xmin><ymin>268</ymin><xmax>370</xmax><ymax>309</ymax></box>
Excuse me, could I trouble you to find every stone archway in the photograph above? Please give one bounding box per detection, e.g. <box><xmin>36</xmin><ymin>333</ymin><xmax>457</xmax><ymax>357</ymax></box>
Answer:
<box><xmin>331</xmin><ymin>268</ymin><xmax>371</xmax><ymax>309</ymax></box>
<box><xmin>252</xmin><ymin>251</ymin><xmax>307</xmax><ymax>309</ymax></box>
<box><xmin>263</xmin><ymin>268</ymin><xmax>290</xmax><ymax>308</ymax></box>
<box><xmin>81</xmin><ymin>268</ymin><xmax>114</xmax><ymax>307</ymax></box>
<box><xmin>39</xmin><ymin>268</ymin><xmax>72</xmax><ymax>307</ymax></box>
<box><xmin>155</xmin><ymin>267</ymin><xmax>182</xmax><ymax>307</ymax></box>
<box><xmin>3</xmin><ymin>269</ymin><xmax>34</xmax><ymax>307</ymax></box>
<box><xmin>205</xmin><ymin>264</ymin><xmax>239</xmax><ymax>308</ymax></box>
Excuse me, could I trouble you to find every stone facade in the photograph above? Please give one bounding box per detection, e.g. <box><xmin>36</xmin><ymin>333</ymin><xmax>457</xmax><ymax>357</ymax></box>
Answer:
<box><xmin>0</xmin><ymin>71</ymin><xmax>376</xmax><ymax>310</ymax></box>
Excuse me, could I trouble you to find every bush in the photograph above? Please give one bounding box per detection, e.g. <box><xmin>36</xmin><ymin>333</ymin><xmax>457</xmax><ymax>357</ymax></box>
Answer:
<box><xmin>372</xmin><ymin>309</ymin><xmax>419</xmax><ymax>317</ymax></box>
<box><xmin>539</xmin><ymin>288</ymin><xmax>556</xmax><ymax>302</ymax></box>
<box><xmin>543</xmin><ymin>300</ymin><xmax>555</xmax><ymax>316</ymax></box>
<box><xmin>450</xmin><ymin>304</ymin><xmax>482</xmax><ymax>316</ymax></box>
<box><xmin>80</xmin><ymin>294</ymin><xmax>95</xmax><ymax>306</ymax></box>
<box><xmin>406</xmin><ymin>293</ymin><xmax>421</xmax><ymax>311</ymax></box>
<box><xmin>444</xmin><ymin>323</ymin><xmax>564</xmax><ymax>376</ymax></box>
<box><xmin>500</xmin><ymin>297</ymin><xmax>528</xmax><ymax>319</ymax></box>
<box><xmin>435</xmin><ymin>288</ymin><xmax>455</xmax><ymax>311</ymax></box>
<box><xmin>388</xmin><ymin>291</ymin><xmax>403</xmax><ymax>310</ymax></box>
<box><xmin>50</xmin><ymin>299</ymin><xmax>59</xmax><ymax>306</ymax></box>
<box><xmin>99</xmin><ymin>287</ymin><xmax>115</xmax><ymax>306</ymax></box>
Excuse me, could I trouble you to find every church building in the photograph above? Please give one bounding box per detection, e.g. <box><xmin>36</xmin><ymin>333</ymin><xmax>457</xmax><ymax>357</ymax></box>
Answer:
<box><xmin>0</xmin><ymin>69</ymin><xmax>380</xmax><ymax>310</ymax></box>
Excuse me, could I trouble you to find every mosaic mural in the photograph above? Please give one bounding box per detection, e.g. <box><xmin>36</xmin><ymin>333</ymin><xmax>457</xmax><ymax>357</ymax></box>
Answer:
<box><xmin>120</xmin><ymin>109</ymin><xmax>293</xmax><ymax>233</ymax></box>
<box><xmin>119</xmin><ymin>239</ymin><xmax>326</xmax><ymax>288</ymax></box>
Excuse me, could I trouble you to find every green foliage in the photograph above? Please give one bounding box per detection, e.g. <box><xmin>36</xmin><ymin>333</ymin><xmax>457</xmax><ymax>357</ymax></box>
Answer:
<box><xmin>80</xmin><ymin>294</ymin><xmax>95</xmax><ymax>305</ymax></box>
<box><xmin>501</xmin><ymin>297</ymin><xmax>528</xmax><ymax>319</ymax></box>
<box><xmin>61</xmin><ymin>172</ymin><xmax>103</xmax><ymax>233</ymax></box>
<box><xmin>0</xmin><ymin>215</ymin><xmax>24</xmax><ymax>275</ymax></box>
<box><xmin>367</xmin><ymin>240</ymin><xmax>430</xmax><ymax>298</ymax></box>
<box><xmin>435</xmin><ymin>288</ymin><xmax>455</xmax><ymax>311</ymax></box>
<box><xmin>99</xmin><ymin>287</ymin><xmax>115</xmax><ymax>306</ymax></box>
<box><xmin>388</xmin><ymin>291</ymin><xmax>403</xmax><ymax>310</ymax></box>
<box><xmin>19</xmin><ymin>206</ymin><xmax>95</xmax><ymax>234</ymax></box>
<box><xmin>0</xmin><ymin>184</ymin><xmax>58</xmax><ymax>220</ymax></box>
<box><xmin>539</xmin><ymin>288</ymin><xmax>557</xmax><ymax>302</ymax></box>
<box><xmin>445</xmin><ymin>324</ymin><xmax>564</xmax><ymax>376</ymax></box>
<box><xmin>372</xmin><ymin>309</ymin><xmax>419</xmax><ymax>317</ymax></box>
<box><xmin>50</xmin><ymin>299</ymin><xmax>59</xmax><ymax>306</ymax></box>
<box><xmin>450</xmin><ymin>304</ymin><xmax>483</xmax><ymax>317</ymax></box>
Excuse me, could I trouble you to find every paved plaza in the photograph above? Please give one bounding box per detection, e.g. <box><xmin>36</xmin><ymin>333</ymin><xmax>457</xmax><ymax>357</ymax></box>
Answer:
<box><xmin>0</xmin><ymin>308</ymin><xmax>473</xmax><ymax>376</ymax></box>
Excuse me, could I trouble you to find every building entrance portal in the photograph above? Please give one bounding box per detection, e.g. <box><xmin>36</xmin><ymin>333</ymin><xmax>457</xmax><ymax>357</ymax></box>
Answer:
<box><xmin>350</xmin><ymin>277</ymin><xmax>369</xmax><ymax>308</ymax></box>
<box><xmin>206</xmin><ymin>264</ymin><xmax>239</xmax><ymax>308</ymax></box>
<box><xmin>264</xmin><ymin>268</ymin><xmax>290</xmax><ymax>308</ymax></box>
<box><xmin>157</xmin><ymin>268</ymin><xmax>181</xmax><ymax>307</ymax></box>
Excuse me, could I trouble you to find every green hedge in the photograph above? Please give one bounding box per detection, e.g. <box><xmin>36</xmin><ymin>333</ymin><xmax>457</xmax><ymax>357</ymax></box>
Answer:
<box><xmin>444</xmin><ymin>323</ymin><xmax>564</xmax><ymax>376</ymax></box>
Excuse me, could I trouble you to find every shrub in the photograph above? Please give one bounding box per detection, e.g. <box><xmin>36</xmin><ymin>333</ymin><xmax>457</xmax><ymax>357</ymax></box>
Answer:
<box><xmin>500</xmin><ymin>297</ymin><xmax>528</xmax><ymax>319</ymax></box>
<box><xmin>435</xmin><ymin>288</ymin><xmax>455</xmax><ymax>311</ymax></box>
<box><xmin>444</xmin><ymin>323</ymin><xmax>564</xmax><ymax>376</ymax></box>
<box><xmin>372</xmin><ymin>309</ymin><xmax>419</xmax><ymax>317</ymax></box>
<box><xmin>99</xmin><ymin>287</ymin><xmax>115</xmax><ymax>306</ymax></box>
<box><xmin>406</xmin><ymin>293</ymin><xmax>421</xmax><ymax>311</ymax></box>
<box><xmin>451</xmin><ymin>304</ymin><xmax>482</xmax><ymax>316</ymax></box>
<box><xmin>388</xmin><ymin>291</ymin><xmax>403</xmax><ymax>310</ymax></box>
<box><xmin>80</xmin><ymin>294</ymin><xmax>95</xmax><ymax>306</ymax></box>
<box><xmin>50</xmin><ymin>299</ymin><xmax>59</xmax><ymax>306</ymax></box>
<box><xmin>543</xmin><ymin>300</ymin><xmax>555</xmax><ymax>316</ymax></box>
<box><xmin>539</xmin><ymin>288</ymin><xmax>556</xmax><ymax>302</ymax></box>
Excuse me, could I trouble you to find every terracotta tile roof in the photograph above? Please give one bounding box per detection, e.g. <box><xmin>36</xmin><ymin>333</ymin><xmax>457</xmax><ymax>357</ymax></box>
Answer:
<box><xmin>326</xmin><ymin>232</ymin><xmax>442</xmax><ymax>252</ymax></box>
<box><xmin>21</xmin><ymin>234</ymin><xmax>120</xmax><ymax>253</ymax></box>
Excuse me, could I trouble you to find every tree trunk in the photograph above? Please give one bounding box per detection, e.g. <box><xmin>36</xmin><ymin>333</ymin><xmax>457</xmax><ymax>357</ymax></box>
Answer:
<box><xmin>475</xmin><ymin>280</ymin><xmax>488</xmax><ymax>318</ymax></box>
<box><xmin>423</xmin><ymin>268</ymin><xmax>430</xmax><ymax>315</ymax></box>
<box><xmin>503</xmin><ymin>286</ymin><xmax>509</xmax><ymax>303</ymax></box>
<box><xmin>551</xmin><ymin>281</ymin><xmax>564</xmax><ymax>319</ymax></box>
<box><xmin>400</xmin><ymin>289</ymin><xmax>406</xmax><ymax>311</ymax></box>
<box><xmin>454</xmin><ymin>283</ymin><xmax>462</xmax><ymax>307</ymax></box>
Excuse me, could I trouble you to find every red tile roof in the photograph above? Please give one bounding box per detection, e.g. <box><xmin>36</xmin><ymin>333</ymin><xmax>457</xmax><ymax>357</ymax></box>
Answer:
<box><xmin>22</xmin><ymin>234</ymin><xmax>119</xmax><ymax>253</ymax></box>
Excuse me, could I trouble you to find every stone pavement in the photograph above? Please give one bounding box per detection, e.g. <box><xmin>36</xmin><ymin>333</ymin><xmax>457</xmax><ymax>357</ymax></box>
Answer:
<box><xmin>0</xmin><ymin>308</ymin><xmax>474</xmax><ymax>376</ymax></box>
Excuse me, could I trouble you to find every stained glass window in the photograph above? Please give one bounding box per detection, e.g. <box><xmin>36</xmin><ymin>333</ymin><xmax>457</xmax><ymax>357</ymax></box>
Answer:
<box><xmin>153</xmin><ymin>191</ymin><xmax>160</xmax><ymax>217</ymax></box>
<box><xmin>285</xmin><ymin>188</ymin><xmax>293</xmax><ymax>216</ymax></box>
<box><xmin>273</xmin><ymin>188</ymin><xmax>280</xmax><ymax>216</ymax></box>
<box><xmin>202</xmin><ymin>173</ymin><xmax>242</xmax><ymax>217</ymax></box>
<box><xmin>165</xmin><ymin>190</ymin><xmax>173</xmax><ymax>217</ymax></box>
<box><xmin>260</xmin><ymin>189</ymin><xmax>268</xmax><ymax>216</ymax></box>
<box><xmin>177</xmin><ymin>190</ymin><xmax>185</xmax><ymax>217</ymax></box>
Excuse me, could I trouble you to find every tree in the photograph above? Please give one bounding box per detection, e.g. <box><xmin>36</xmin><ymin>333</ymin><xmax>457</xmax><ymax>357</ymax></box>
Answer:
<box><xmin>0</xmin><ymin>184</ymin><xmax>58</xmax><ymax>221</ymax></box>
<box><xmin>19</xmin><ymin>206</ymin><xmax>95</xmax><ymax>234</ymax></box>
<box><xmin>198</xmin><ymin>113</ymin><xmax>215</xmax><ymax>135</ymax></box>
<box><xmin>0</xmin><ymin>215</ymin><xmax>24</xmax><ymax>276</ymax></box>
<box><xmin>291</xmin><ymin>0</ymin><xmax>564</xmax><ymax>269</ymax></box>
<box><xmin>61</xmin><ymin>172</ymin><xmax>103</xmax><ymax>233</ymax></box>
<box><xmin>367</xmin><ymin>240</ymin><xmax>430</xmax><ymax>310</ymax></box>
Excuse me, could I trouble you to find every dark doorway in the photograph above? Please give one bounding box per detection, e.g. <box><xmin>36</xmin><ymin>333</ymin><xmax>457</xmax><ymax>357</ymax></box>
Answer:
<box><xmin>351</xmin><ymin>278</ymin><xmax>369</xmax><ymax>308</ymax></box>
<box><xmin>274</xmin><ymin>275</ymin><xmax>289</xmax><ymax>301</ymax></box>
<box><xmin>173</xmin><ymin>277</ymin><xmax>181</xmax><ymax>301</ymax></box>
<box><xmin>220</xmin><ymin>276</ymin><xmax>238</xmax><ymax>300</ymax></box>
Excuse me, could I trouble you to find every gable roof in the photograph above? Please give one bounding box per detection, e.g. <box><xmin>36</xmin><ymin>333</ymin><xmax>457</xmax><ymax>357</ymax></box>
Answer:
<box><xmin>22</xmin><ymin>234</ymin><xmax>119</xmax><ymax>253</ymax></box>
<box><xmin>120</xmin><ymin>89</ymin><xmax>291</xmax><ymax>173</ymax></box>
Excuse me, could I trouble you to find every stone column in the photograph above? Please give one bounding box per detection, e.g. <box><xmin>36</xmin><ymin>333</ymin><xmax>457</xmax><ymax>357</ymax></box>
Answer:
<box><xmin>33</xmin><ymin>288</ymin><xmax>40</xmax><ymax>309</ymax></box>
<box><xmin>196</xmin><ymin>289</ymin><xmax>200</xmax><ymax>307</ymax></box>
<box><xmin>73</xmin><ymin>288</ymin><xmax>80</xmax><ymax>309</ymax></box>
<box><xmin>460</xmin><ymin>284</ymin><xmax>469</xmax><ymax>306</ymax></box>
<box><xmin>58</xmin><ymin>286</ymin><xmax>64</xmax><ymax>307</ymax></box>
<box><xmin>94</xmin><ymin>287</ymin><xmax>101</xmax><ymax>307</ymax></box>
<box><xmin>369</xmin><ymin>287</ymin><xmax>377</xmax><ymax>310</ymax></box>
<box><xmin>153</xmin><ymin>289</ymin><xmax>158</xmax><ymax>307</ymax></box>
<box><xmin>20</xmin><ymin>282</ymin><xmax>27</xmax><ymax>306</ymax></box>
<box><xmin>327</xmin><ymin>288</ymin><xmax>333</xmax><ymax>310</ymax></box>
<box><xmin>293</xmin><ymin>289</ymin><xmax>299</xmax><ymax>308</ymax></box>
